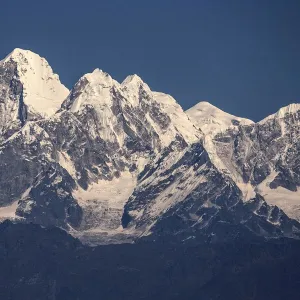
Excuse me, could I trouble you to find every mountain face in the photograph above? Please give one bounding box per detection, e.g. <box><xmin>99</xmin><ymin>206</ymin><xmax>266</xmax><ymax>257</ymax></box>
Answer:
<box><xmin>122</xmin><ymin>141</ymin><xmax>300</xmax><ymax>242</ymax></box>
<box><xmin>0</xmin><ymin>49</ymin><xmax>69</xmax><ymax>141</ymax></box>
<box><xmin>0</xmin><ymin>48</ymin><xmax>300</xmax><ymax>245</ymax></box>
<box><xmin>187</xmin><ymin>103</ymin><xmax>300</xmax><ymax>222</ymax></box>
<box><xmin>0</xmin><ymin>50</ymin><xmax>201</xmax><ymax>241</ymax></box>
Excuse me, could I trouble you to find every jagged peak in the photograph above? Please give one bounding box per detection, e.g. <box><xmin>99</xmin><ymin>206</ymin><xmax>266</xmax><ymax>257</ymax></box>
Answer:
<box><xmin>2</xmin><ymin>48</ymin><xmax>34</xmax><ymax>62</ymax></box>
<box><xmin>259</xmin><ymin>103</ymin><xmax>300</xmax><ymax>123</ymax></box>
<box><xmin>81</xmin><ymin>68</ymin><xmax>121</xmax><ymax>88</ymax></box>
<box><xmin>62</xmin><ymin>69</ymin><xmax>122</xmax><ymax>113</ymax></box>
<box><xmin>121</xmin><ymin>74</ymin><xmax>151</xmax><ymax>92</ymax></box>
<box><xmin>0</xmin><ymin>48</ymin><xmax>69</xmax><ymax>117</ymax></box>
<box><xmin>0</xmin><ymin>48</ymin><xmax>66</xmax><ymax>83</ymax></box>
<box><xmin>276</xmin><ymin>103</ymin><xmax>300</xmax><ymax>117</ymax></box>
<box><xmin>119</xmin><ymin>74</ymin><xmax>151</xmax><ymax>107</ymax></box>
<box><xmin>1</xmin><ymin>48</ymin><xmax>51</xmax><ymax>71</ymax></box>
<box><xmin>122</xmin><ymin>74</ymin><xmax>143</xmax><ymax>85</ymax></box>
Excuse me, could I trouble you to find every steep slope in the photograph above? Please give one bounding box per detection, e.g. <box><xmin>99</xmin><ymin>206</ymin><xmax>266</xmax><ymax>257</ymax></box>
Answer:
<box><xmin>0</xmin><ymin>53</ymin><xmax>200</xmax><ymax>238</ymax></box>
<box><xmin>0</xmin><ymin>48</ymin><xmax>69</xmax><ymax>140</ymax></box>
<box><xmin>122</xmin><ymin>139</ymin><xmax>300</xmax><ymax>241</ymax></box>
<box><xmin>1</xmin><ymin>48</ymin><xmax>300</xmax><ymax>245</ymax></box>
<box><xmin>188</xmin><ymin>102</ymin><xmax>300</xmax><ymax>221</ymax></box>
<box><xmin>51</xmin><ymin>69</ymin><xmax>200</xmax><ymax>234</ymax></box>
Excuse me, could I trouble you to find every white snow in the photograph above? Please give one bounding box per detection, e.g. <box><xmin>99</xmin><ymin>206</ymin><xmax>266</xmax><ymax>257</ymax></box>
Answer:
<box><xmin>259</xmin><ymin>103</ymin><xmax>300</xmax><ymax>124</ymax></box>
<box><xmin>0</xmin><ymin>186</ymin><xmax>33</xmax><ymax>221</ymax></box>
<box><xmin>256</xmin><ymin>171</ymin><xmax>300</xmax><ymax>221</ymax></box>
<box><xmin>73</xmin><ymin>171</ymin><xmax>136</xmax><ymax>230</ymax></box>
<box><xmin>236</xmin><ymin>181</ymin><xmax>256</xmax><ymax>201</ymax></box>
<box><xmin>1</xmin><ymin>48</ymin><xmax>69</xmax><ymax>117</ymax></box>
<box><xmin>64</xmin><ymin>69</ymin><xmax>127</xmax><ymax>144</ymax></box>
<box><xmin>58</xmin><ymin>151</ymin><xmax>77</xmax><ymax>178</ymax></box>
<box><xmin>0</xmin><ymin>201</ymin><xmax>19</xmax><ymax>220</ymax></box>
<box><xmin>22</xmin><ymin>200</ymin><xmax>34</xmax><ymax>214</ymax></box>
<box><xmin>146</xmin><ymin>165</ymin><xmax>208</xmax><ymax>221</ymax></box>
<box><xmin>121</xmin><ymin>74</ymin><xmax>151</xmax><ymax>106</ymax></box>
<box><xmin>73</xmin><ymin>171</ymin><xmax>135</xmax><ymax>208</ymax></box>
<box><xmin>63</xmin><ymin>69</ymin><xmax>200</xmax><ymax>149</ymax></box>
<box><xmin>186</xmin><ymin>101</ymin><xmax>253</xmax><ymax>135</ymax></box>
<box><xmin>153</xmin><ymin>92</ymin><xmax>201</xmax><ymax>144</ymax></box>
<box><xmin>2</xmin><ymin>48</ymin><xmax>299</xmax><ymax>240</ymax></box>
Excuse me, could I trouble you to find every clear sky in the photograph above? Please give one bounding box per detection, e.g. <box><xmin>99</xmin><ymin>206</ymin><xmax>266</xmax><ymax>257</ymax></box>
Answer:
<box><xmin>0</xmin><ymin>0</ymin><xmax>299</xmax><ymax>121</ymax></box>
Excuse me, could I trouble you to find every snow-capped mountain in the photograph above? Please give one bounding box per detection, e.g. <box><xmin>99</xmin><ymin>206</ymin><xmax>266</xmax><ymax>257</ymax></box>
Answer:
<box><xmin>187</xmin><ymin>102</ymin><xmax>300</xmax><ymax>222</ymax></box>
<box><xmin>0</xmin><ymin>48</ymin><xmax>300</xmax><ymax>244</ymax></box>
<box><xmin>0</xmin><ymin>49</ymin><xmax>201</xmax><ymax>241</ymax></box>
<box><xmin>0</xmin><ymin>48</ymin><xmax>69</xmax><ymax>141</ymax></box>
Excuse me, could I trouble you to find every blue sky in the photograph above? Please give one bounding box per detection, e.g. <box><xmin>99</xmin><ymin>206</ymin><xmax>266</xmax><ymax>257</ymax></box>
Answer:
<box><xmin>1</xmin><ymin>0</ymin><xmax>299</xmax><ymax>121</ymax></box>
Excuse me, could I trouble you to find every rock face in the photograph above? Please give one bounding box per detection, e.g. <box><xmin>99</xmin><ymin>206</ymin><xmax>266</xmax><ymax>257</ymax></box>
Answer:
<box><xmin>0</xmin><ymin>48</ymin><xmax>69</xmax><ymax>141</ymax></box>
<box><xmin>0</xmin><ymin>48</ymin><xmax>300</xmax><ymax>244</ymax></box>
<box><xmin>0</xmin><ymin>50</ymin><xmax>201</xmax><ymax>238</ymax></box>
<box><xmin>123</xmin><ymin>141</ymin><xmax>300</xmax><ymax>241</ymax></box>
<box><xmin>187</xmin><ymin>103</ymin><xmax>300</xmax><ymax>221</ymax></box>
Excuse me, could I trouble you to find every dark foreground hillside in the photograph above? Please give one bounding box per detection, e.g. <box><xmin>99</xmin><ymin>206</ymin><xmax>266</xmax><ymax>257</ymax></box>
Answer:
<box><xmin>1</xmin><ymin>220</ymin><xmax>300</xmax><ymax>300</ymax></box>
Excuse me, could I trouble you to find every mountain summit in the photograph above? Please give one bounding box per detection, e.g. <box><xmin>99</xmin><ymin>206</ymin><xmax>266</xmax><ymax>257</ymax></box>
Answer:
<box><xmin>186</xmin><ymin>101</ymin><xmax>253</xmax><ymax>134</ymax></box>
<box><xmin>0</xmin><ymin>48</ymin><xmax>69</xmax><ymax>140</ymax></box>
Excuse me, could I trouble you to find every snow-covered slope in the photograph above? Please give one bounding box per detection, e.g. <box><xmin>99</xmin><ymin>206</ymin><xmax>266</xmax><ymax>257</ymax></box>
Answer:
<box><xmin>123</xmin><ymin>141</ymin><xmax>300</xmax><ymax>240</ymax></box>
<box><xmin>259</xmin><ymin>103</ymin><xmax>300</xmax><ymax>124</ymax></box>
<box><xmin>53</xmin><ymin>69</ymin><xmax>200</xmax><ymax>234</ymax></box>
<box><xmin>186</xmin><ymin>101</ymin><xmax>253</xmax><ymax>134</ymax></box>
<box><xmin>153</xmin><ymin>92</ymin><xmax>201</xmax><ymax>143</ymax></box>
<box><xmin>1</xmin><ymin>48</ymin><xmax>300</xmax><ymax>245</ymax></box>
<box><xmin>188</xmin><ymin>101</ymin><xmax>300</xmax><ymax>221</ymax></box>
<box><xmin>0</xmin><ymin>51</ymin><xmax>200</xmax><ymax>240</ymax></box>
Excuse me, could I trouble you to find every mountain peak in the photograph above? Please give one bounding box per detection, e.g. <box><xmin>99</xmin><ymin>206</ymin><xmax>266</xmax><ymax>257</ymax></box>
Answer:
<box><xmin>186</xmin><ymin>101</ymin><xmax>253</xmax><ymax>134</ymax></box>
<box><xmin>259</xmin><ymin>103</ymin><xmax>300</xmax><ymax>123</ymax></box>
<box><xmin>0</xmin><ymin>48</ymin><xmax>69</xmax><ymax>117</ymax></box>
<box><xmin>2</xmin><ymin>48</ymin><xmax>36</xmax><ymax>62</ymax></box>
<box><xmin>62</xmin><ymin>69</ymin><xmax>123</xmax><ymax>114</ymax></box>
<box><xmin>120</xmin><ymin>74</ymin><xmax>151</xmax><ymax>107</ymax></box>
<box><xmin>122</xmin><ymin>74</ymin><xmax>144</xmax><ymax>86</ymax></box>
<box><xmin>121</xmin><ymin>74</ymin><xmax>151</xmax><ymax>91</ymax></box>
<box><xmin>2</xmin><ymin>48</ymin><xmax>52</xmax><ymax>74</ymax></box>
<box><xmin>82</xmin><ymin>68</ymin><xmax>116</xmax><ymax>87</ymax></box>
<box><xmin>188</xmin><ymin>101</ymin><xmax>225</xmax><ymax>112</ymax></box>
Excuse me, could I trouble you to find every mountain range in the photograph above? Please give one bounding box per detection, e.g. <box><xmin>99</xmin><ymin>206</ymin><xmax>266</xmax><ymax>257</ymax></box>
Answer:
<box><xmin>1</xmin><ymin>48</ymin><xmax>300</xmax><ymax>245</ymax></box>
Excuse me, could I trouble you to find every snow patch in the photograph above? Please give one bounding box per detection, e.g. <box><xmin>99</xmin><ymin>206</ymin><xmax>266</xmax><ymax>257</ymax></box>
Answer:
<box><xmin>73</xmin><ymin>171</ymin><xmax>136</xmax><ymax>231</ymax></box>
<box><xmin>0</xmin><ymin>201</ymin><xmax>19</xmax><ymax>220</ymax></box>
<box><xmin>58</xmin><ymin>151</ymin><xmax>77</xmax><ymax>178</ymax></box>
<box><xmin>236</xmin><ymin>182</ymin><xmax>256</xmax><ymax>201</ymax></box>
<box><xmin>257</xmin><ymin>171</ymin><xmax>300</xmax><ymax>221</ymax></box>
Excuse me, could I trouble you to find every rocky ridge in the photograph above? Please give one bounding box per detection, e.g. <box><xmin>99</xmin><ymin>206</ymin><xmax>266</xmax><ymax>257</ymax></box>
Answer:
<box><xmin>0</xmin><ymin>48</ymin><xmax>299</xmax><ymax>244</ymax></box>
